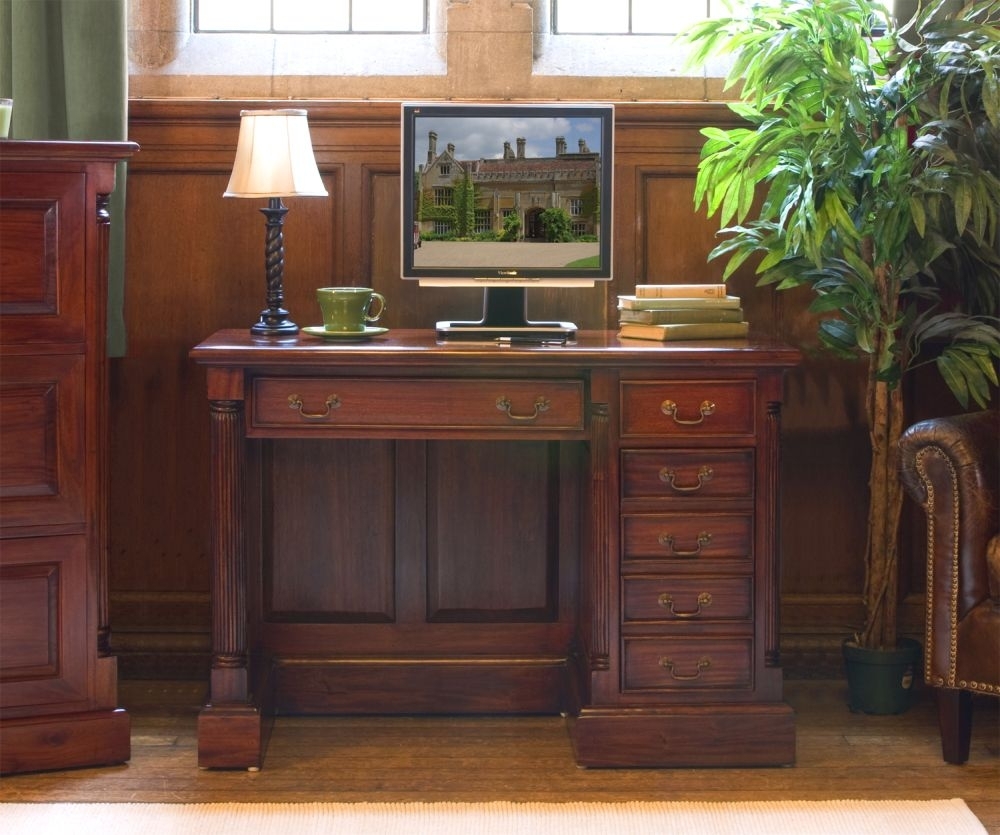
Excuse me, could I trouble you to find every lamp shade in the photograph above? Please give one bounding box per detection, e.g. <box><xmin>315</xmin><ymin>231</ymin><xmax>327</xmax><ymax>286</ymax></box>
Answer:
<box><xmin>224</xmin><ymin>109</ymin><xmax>328</xmax><ymax>198</ymax></box>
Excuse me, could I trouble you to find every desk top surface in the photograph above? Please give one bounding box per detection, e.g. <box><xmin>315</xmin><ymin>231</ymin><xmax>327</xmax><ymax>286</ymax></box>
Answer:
<box><xmin>191</xmin><ymin>329</ymin><xmax>800</xmax><ymax>370</ymax></box>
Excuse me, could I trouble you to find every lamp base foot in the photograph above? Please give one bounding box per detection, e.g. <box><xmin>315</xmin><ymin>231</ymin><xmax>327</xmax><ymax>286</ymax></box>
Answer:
<box><xmin>250</xmin><ymin>319</ymin><xmax>299</xmax><ymax>337</ymax></box>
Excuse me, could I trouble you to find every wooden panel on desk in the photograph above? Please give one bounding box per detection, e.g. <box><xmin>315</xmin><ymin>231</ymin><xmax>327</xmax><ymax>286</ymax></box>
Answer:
<box><xmin>426</xmin><ymin>440</ymin><xmax>560</xmax><ymax>622</ymax></box>
<box><xmin>263</xmin><ymin>439</ymin><xmax>396</xmax><ymax>622</ymax></box>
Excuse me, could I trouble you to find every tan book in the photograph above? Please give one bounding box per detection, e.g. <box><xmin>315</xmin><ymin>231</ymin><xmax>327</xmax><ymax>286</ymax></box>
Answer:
<box><xmin>617</xmin><ymin>294</ymin><xmax>742</xmax><ymax>310</ymax></box>
<box><xmin>618</xmin><ymin>307</ymin><xmax>745</xmax><ymax>324</ymax></box>
<box><xmin>618</xmin><ymin>321</ymin><xmax>750</xmax><ymax>341</ymax></box>
<box><xmin>634</xmin><ymin>283</ymin><xmax>728</xmax><ymax>298</ymax></box>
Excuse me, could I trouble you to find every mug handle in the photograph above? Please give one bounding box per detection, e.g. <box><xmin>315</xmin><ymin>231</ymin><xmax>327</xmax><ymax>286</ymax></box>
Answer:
<box><xmin>365</xmin><ymin>292</ymin><xmax>387</xmax><ymax>323</ymax></box>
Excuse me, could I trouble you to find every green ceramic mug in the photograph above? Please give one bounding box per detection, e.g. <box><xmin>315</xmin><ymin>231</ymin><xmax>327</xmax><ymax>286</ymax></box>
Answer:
<box><xmin>316</xmin><ymin>287</ymin><xmax>386</xmax><ymax>332</ymax></box>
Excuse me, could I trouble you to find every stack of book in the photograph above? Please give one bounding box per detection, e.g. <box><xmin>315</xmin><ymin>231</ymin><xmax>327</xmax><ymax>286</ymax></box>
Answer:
<box><xmin>617</xmin><ymin>283</ymin><xmax>748</xmax><ymax>341</ymax></box>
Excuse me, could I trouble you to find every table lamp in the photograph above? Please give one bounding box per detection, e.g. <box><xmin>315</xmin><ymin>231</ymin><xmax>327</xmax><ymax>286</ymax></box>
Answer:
<box><xmin>224</xmin><ymin>109</ymin><xmax>328</xmax><ymax>336</ymax></box>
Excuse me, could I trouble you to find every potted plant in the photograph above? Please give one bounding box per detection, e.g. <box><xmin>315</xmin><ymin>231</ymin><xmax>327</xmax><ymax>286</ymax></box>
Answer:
<box><xmin>679</xmin><ymin>0</ymin><xmax>1000</xmax><ymax>711</ymax></box>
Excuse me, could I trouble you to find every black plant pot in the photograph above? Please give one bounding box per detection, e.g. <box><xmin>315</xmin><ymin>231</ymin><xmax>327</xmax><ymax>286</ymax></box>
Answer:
<box><xmin>842</xmin><ymin>637</ymin><xmax>922</xmax><ymax>715</ymax></box>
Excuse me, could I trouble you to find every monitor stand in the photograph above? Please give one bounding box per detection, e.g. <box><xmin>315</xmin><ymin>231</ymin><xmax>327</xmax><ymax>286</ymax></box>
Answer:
<box><xmin>436</xmin><ymin>287</ymin><xmax>577</xmax><ymax>342</ymax></box>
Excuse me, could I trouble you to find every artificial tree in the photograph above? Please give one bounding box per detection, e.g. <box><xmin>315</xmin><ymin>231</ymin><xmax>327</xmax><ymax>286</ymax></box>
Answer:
<box><xmin>680</xmin><ymin>0</ymin><xmax>1000</xmax><ymax>651</ymax></box>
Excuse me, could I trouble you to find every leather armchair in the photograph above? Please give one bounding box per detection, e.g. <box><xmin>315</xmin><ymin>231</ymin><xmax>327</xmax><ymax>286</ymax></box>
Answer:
<box><xmin>899</xmin><ymin>408</ymin><xmax>1000</xmax><ymax>764</ymax></box>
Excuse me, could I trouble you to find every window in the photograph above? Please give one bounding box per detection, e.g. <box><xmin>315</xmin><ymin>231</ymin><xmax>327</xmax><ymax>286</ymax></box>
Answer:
<box><xmin>434</xmin><ymin>188</ymin><xmax>453</xmax><ymax>207</ymax></box>
<box><xmin>568</xmin><ymin>198</ymin><xmax>583</xmax><ymax>217</ymax></box>
<box><xmin>534</xmin><ymin>0</ymin><xmax>747</xmax><ymax>78</ymax></box>
<box><xmin>197</xmin><ymin>0</ymin><xmax>426</xmax><ymax>33</ymax></box>
<box><xmin>474</xmin><ymin>210</ymin><xmax>492</xmax><ymax>235</ymax></box>
<box><xmin>553</xmin><ymin>1</ymin><xmax>743</xmax><ymax>35</ymax></box>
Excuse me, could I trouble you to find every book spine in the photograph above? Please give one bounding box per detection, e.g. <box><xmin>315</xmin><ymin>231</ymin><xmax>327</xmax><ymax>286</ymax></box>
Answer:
<box><xmin>617</xmin><ymin>295</ymin><xmax>742</xmax><ymax>310</ymax></box>
<box><xmin>618</xmin><ymin>321</ymin><xmax>749</xmax><ymax>341</ymax></box>
<box><xmin>618</xmin><ymin>308</ymin><xmax>744</xmax><ymax>324</ymax></box>
<box><xmin>634</xmin><ymin>283</ymin><xmax>728</xmax><ymax>298</ymax></box>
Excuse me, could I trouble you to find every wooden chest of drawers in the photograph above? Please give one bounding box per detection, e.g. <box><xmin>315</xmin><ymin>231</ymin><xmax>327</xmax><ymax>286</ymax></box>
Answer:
<box><xmin>191</xmin><ymin>330</ymin><xmax>798</xmax><ymax>769</ymax></box>
<box><xmin>1</xmin><ymin>141</ymin><xmax>137</xmax><ymax>774</ymax></box>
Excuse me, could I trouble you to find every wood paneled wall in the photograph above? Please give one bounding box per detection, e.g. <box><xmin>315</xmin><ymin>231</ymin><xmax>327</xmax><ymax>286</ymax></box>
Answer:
<box><xmin>111</xmin><ymin>99</ymin><xmax>924</xmax><ymax>679</ymax></box>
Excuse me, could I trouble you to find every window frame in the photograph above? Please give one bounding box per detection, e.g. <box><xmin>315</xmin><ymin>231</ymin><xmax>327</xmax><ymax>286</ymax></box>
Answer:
<box><xmin>533</xmin><ymin>0</ymin><xmax>717</xmax><ymax>79</ymax></box>
<box><xmin>195</xmin><ymin>0</ymin><xmax>429</xmax><ymax>35</ymax></box>
<box><xmin>552</xmin><ymin>0</ymin><xmax>729</xmax><ymax>36</ymax></box>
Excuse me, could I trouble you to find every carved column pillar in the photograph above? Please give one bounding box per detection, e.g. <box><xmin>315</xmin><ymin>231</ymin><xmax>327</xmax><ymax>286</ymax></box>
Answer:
<box><xmin>208</xmin><ymin>397</ymin><xmax>248</xmax><ymax>702</ymax></box>
<box><xmin>764</xmin><ymin>397</ymin><xmax>783</xmax><ymax>668</ymax></box>
<box><xmin>588</xmin><ymin>402</ymin><xmax>611</xmax><ymax>671</ymax></box>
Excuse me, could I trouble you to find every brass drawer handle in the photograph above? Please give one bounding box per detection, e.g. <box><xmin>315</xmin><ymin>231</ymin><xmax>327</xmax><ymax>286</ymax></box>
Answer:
<box><xmin>660</xmin><ymin>399</ymin><xmax>716</xmax><ymax>426</ymax></box>
<box><xmin>288</xmin><ymin>394</ymin><xmax>341</xmax><ymax>420</ymax></box>
<box><xmin>657</xmin><ymin>532</ymin><xmax>711</xmax><ymax>557</ymax></box>
<box><xmin>659</xmin><ymin>465</ymin><xmax>714</xmax><ymax>492</ymax></box>
<box><xmin>658</xmin><ymin>591</ymin><xmax>712</xmax><ymax>618</ymax></box>
<box><xmin>496</xmin><ymin>395</ymin><xmax>550</xmax><ymax>422</ymax></box>
<box><xmin>659</xmin><ymin>656</ymin><xmax>712</xmax><ymax>681</ymax></box>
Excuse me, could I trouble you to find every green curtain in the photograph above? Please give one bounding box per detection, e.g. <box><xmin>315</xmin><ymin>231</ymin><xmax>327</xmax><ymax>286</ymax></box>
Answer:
<box><xmin>0</xmin><ymin>0</ymin><xmax>130</xmax><ymax>356</ymax></box>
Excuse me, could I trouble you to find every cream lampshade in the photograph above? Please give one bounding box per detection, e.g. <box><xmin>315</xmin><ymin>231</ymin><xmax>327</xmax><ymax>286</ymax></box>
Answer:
<box><xmin>224</xmin><ymin>108</ymin><xmax>328</xmax><ymax>336</ymax></box>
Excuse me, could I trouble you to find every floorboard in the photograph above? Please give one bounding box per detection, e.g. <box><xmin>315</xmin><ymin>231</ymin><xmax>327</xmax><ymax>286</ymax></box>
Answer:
<box><xmin>1</xmin><ymin>680</ymin><xmax>997</xmax><ymax>832</ymax></box>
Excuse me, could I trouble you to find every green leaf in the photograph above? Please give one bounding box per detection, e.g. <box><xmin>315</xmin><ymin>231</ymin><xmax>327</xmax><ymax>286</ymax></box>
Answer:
<box><xmin>936</xmin><ymin>353</ymin><xmax>971</xmax><ymax>409</ymax></box>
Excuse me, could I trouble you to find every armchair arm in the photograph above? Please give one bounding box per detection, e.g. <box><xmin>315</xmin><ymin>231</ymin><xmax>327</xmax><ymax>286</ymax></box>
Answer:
<box><xmin>899</xmin><ymin>409</ymin><xmax>999</xmax><ymax>687</ymax></box>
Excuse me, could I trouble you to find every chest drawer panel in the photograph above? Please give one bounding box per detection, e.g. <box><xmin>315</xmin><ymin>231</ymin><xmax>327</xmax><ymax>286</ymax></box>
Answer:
<box><xmin>252</xmin><ymin>378</ymin><xmax>585</xmax><ymax>432</ymax></box>
<box><xmin>0</xmin><ymin>173</ymin><xmax>87</xmax><ymax>346</ymax></box>
<box><xmin>624</xmin><ymin>637</ymin><xmax>753</xmax><ymax>691</ymax></box>
<box><xmin>621</xmin><ymin>450</ymin><xmax>753</xmax><ymax>500</ymax></box>
<box><xmin>0</xmin><ymin>354</ymin><xmax>86</xmax><ymax>530</ymax></box>
<box><xmin>623</xmin><ymin>576</ymin><xmax>752</xmax><ymax>623</ymax></box>
<box><xmin>621</xmin><ymin>381</ymin><xmax>754</xmax><ymax>438</ymax></box>
<box><xmin>622</xmin><ymin>513</ymin><xmax>752</xmax><ymax>562</ymax></box>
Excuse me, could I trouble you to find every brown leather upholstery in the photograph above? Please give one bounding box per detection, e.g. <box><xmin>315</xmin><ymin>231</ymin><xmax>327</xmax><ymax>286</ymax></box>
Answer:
<box><xmin>899</xmin><ymin>408</ymin><xmax>1000</xmax><ymax>764</ymax></box>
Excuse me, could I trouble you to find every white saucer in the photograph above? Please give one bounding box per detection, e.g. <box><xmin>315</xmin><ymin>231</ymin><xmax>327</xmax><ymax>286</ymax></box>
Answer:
<box><xmin>303</xmin><ymin>325</ymin><xmax>389</xmax><ymax>340</ymax></box>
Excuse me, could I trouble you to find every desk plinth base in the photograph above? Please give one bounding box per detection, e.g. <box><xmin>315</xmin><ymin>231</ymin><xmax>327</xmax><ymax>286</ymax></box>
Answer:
<box><xmin>197</xmin><ymin>704</ymin><xmax>271</xmax><ymax>770</ymax></box>
<box><xmin>568</xmin><ymin>703</ymin><xmax>796</xmax><ymax>768</ymax></box>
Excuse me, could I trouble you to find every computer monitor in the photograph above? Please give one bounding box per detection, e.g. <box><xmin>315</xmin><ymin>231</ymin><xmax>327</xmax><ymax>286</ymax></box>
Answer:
<box><xmin>401</xmin><ymin>102</ymin><xmax>614</xmax><ymax>339</ymax></box>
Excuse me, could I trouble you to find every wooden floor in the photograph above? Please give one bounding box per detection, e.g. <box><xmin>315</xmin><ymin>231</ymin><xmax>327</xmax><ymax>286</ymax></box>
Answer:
<box><xmin>1</xmin><ymin>680</ymin><xmax>997</xmax><ymax>832</ymax></box>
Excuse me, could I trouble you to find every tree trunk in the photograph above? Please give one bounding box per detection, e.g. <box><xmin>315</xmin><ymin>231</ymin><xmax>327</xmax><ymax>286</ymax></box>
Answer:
<box><xmin>859</xmin><ymin>320</ymin><xmax>906</xmax><ymax>650</ymax></box>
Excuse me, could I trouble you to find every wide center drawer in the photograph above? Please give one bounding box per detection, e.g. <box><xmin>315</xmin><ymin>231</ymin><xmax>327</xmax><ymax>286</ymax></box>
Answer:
<box><xmin>251</xmin><ymin>377</ymin><xmax>586</xmax><ymax>433</ymax></box>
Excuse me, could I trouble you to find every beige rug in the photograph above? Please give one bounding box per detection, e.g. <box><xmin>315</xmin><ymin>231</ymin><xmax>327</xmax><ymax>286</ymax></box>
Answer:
<box><xmin>0</xmin><ymin>799</ymin><xmax>987</xmax><ymax>835</ymax></box>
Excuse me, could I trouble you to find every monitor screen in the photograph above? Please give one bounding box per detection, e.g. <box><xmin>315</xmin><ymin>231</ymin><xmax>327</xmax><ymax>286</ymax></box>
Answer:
<box><xmin>401</xmin><ymin>102</ymin><xmax>614</xmax><ymax>288</ymax></box>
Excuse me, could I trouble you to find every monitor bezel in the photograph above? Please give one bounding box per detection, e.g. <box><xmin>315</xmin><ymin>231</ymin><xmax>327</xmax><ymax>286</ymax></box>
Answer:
<box><xmin>400</xmin><ymin>101</ymin><xmax>614</xmax><ymax>286</ymax></box>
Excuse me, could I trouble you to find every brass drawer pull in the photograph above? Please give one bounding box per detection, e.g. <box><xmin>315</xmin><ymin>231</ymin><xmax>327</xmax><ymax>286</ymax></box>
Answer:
<box><xmin>660</xmin><ymin>399</ymin><xmax>716</xmax><ymax>426</ymax></box>
<box><xmin>288</xmin><ymin>394</ymin><xmax>341</xmax><ymax>420</ymax></box>
<box><xmin>659</xmin><ymin>465</ymin><xmax>714</xmax><ymax>492</ymax></box>
<box><xmin>658</xmin><ymin>591</ymin><xmax>712</xmax><ymax>618</ymax></box>
<box><xmin>659</xmin><ymin>656</ymin><xmax>712</xmax><ymax>681</ymax></box>
<box><xmin>496</xmin><ymin>395</ymin><xmax>550</xmax><ymax>422</ymax></box>
<box><xmin>657</xmin><ymin>531</ymin><xmax>711</xmax><ymax>557</ymax></box>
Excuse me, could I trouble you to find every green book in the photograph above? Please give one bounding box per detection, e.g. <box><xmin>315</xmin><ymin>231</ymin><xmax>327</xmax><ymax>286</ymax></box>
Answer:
<box><xmin>618</xmin><ymin>307</ymin><xmax>745</xmax><ymax>324</ymax></box>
